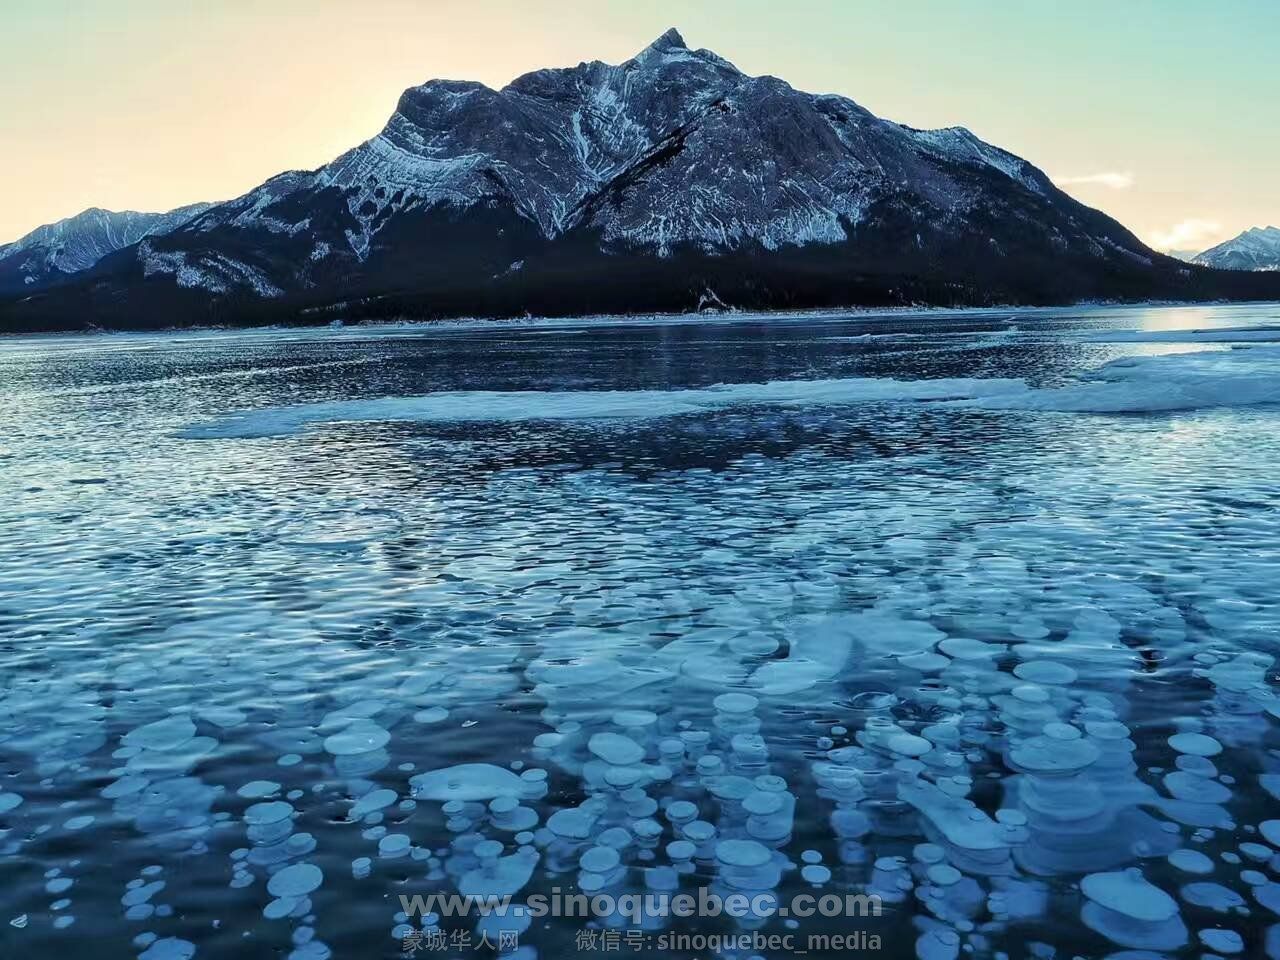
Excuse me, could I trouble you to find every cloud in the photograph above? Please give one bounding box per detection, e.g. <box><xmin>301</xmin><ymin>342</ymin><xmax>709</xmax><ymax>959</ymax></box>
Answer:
<box><xmin>1148</xmin><ymin>219</ymin><xmax>1225</xmax><ymax>253</ymax></box>
<box><xmin>1052</xmin><ymin>171</ymin><xmax>1135</xmax><ymax>190</ymax></box>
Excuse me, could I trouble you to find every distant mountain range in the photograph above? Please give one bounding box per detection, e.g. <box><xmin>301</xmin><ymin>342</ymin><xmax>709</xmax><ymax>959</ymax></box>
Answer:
<box><xmin>3</xmin><ymin>29</ymin><xmax>1278</xmax><ymax>332</ymax></box>
<box><xmin>0</xmin><ymin>204</ymin><xmax>212</xmax><ymax>295</ymax></box>
<box><xmin>1193</xmin><ymin>226</ymin><xmax>1280</xmax><ymax>272</ymax></box>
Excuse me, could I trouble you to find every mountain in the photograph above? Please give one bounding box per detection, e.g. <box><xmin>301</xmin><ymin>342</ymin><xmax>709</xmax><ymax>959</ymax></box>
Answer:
<box><xmin>0</xmin><ymin>203</ymin><xmax>214</xmax><ymax>295</ymax></box>
<box><xmin>4</xmin><ymin>29</ymin><xmax>1278</xmax><ymax>332</ymax></box>
<box><xmin>1193</xmin><ymin>226</ymin><xmax>1280</xmax><ymax>271</ymax></box>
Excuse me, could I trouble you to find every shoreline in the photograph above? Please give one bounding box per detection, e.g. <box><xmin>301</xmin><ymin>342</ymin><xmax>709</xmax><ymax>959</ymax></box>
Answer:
<box><xmin>1</xmin><ymin>298</ymin><xmax>1273</xmax><ymax>345</ymax></box>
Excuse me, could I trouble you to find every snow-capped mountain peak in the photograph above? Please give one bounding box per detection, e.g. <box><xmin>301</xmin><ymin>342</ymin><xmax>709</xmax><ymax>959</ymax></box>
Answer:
<box><xmin>1194</xmin><ymin>225</ymin><xmax>1280</xmax><ymax>271</ymax></box>
<box><xmin>163</xmin><ymin>26</ymin><xmax>1100</xmax><ymax>278</ymax></box>
<box><xmin>9</xmin><ymin>29</ymin><xmax>1276</xmax><ymax>329</ymax></box>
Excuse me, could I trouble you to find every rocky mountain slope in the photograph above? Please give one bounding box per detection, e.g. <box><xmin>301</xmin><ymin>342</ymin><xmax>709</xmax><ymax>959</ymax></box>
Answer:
<box><xmin>4</xmin><ymin>30</ymin><xmax>1277</xmax><ymax>331</ymax></box>
<box><xmin>1194</xmin><ymin>226</ymin><xmax>1280</xmax><ymax>271</ymax></box>
<box><xmin>0</xmin><ymin>203</ymin><xmax>213</xmax><ymax>295</ymax></box>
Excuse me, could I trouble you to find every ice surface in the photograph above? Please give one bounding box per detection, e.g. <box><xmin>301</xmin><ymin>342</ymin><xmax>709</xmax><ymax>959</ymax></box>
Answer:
<box><xmin>183</xmin><ymin>376</ymin><xmax>1028</xmax><ymax>438</ymax></box>
<box><xmin>9</xmin><ymin>307</ymin><xmax>1280</xmax><ymax>959</ymax></box>
<box><xmin>1083</xmin><ymin>326</ymin><xmax>1280</xmax><ymax>344</ymax></box>
<box><xmin>958</xmin><ymin>345</ymin><xmax>1280</xmax><ymax>414</ymax></box>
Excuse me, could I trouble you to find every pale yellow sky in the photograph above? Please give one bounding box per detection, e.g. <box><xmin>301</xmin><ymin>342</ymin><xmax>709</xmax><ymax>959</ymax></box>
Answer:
<box><xmin>2</xmin><ymin>0</ymin><xmax>1277</xmax><ymax>252</ymax></box>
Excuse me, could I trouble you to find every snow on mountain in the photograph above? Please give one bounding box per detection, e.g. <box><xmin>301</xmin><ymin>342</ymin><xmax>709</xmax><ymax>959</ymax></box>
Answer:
<box><xmin>137</xmin><ymin>27</ymin><xmax>1141</xmax><ymax>292</ymax></box>
<box><xmin>0</xmin><ymin>203</ymin><xmax>213</xmax><ymax>293</ymax></box>
<box><xmin>1194</xmin><ymin>226</ymin><xmax>1280</xmax><ymax>271</ymax></box>
<box><xmin>5</xmin><ymin>29</ymin><xmax>1276</xmax><ymax>330</ymax></box>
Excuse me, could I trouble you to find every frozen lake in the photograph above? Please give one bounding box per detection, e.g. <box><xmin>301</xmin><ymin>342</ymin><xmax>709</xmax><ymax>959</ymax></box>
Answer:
<box><xmin>3</xmin><ymin>303</ymin><xmax>1280</xmax><ymax>959</ymax></box>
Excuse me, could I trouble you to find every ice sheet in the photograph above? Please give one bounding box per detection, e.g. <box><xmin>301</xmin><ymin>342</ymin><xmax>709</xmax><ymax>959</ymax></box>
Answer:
<box><xmin>181</xmin><ymin>376</ymin><xmax>1028</xmax><ymax>438</ymax></box>
<box><xmin>956</xmin><ymin>345</ymin><xmax>1280</xmax><ymax>413</ymax></box>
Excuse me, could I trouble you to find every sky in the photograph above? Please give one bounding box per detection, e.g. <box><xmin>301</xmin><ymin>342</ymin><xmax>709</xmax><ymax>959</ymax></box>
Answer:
<box><xmin>2</xmin><ymin>0</ymin><xmax>1277</xmax><ymax>252</ymax></box>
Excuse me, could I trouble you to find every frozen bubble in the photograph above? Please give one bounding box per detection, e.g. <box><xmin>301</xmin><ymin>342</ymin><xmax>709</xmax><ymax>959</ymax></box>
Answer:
<box><xmin>751</xmin><ymin>658</ymin><xmax>829</xmax><ymax>695</ymax></box>
<box><xmin>1198</xmin><ymin>928</ymin><xmax>1244</xmax><ymax>953</ymax></box>
<box><xmin>899</xmin><ymin>652</ymin><xmax>950</xmax><ymax>672</ymax></box>
<box><xmin>122</xmin><ymin>881</ymin><xmax>164</xmax><ymax>906</ymax></box>
<box><xmin>705</xmin><ymin>775</ymin><xmax>754</xmax><ymax>802</ymax></box>
<box><xmin>801</xmin><ymin>864</ymin><xmax>832</xmax><ymax>884</ymax></box>
<box><xmin>713</xmin><ymin>693</ymin><xmax>759</xmax><ymax>714</ymax></box>
<box><xmin>413</xmin><ymin>707</ymin><xmax>449</xmax><ymax>724</ymax></box>
<box><xmin>665</xmin><ymin>803</ymin><xmax>696</xmax><ymax>829</ymax></box>
<box><xmin>351</xmin><ymin>789</ymin><xmax>397</xmax><ymax>818</ymax></box>
<box><xmin>885</xmin><ymin>732</ymin><xmax>932</xmax><ymax>757</ymax></box>
<box><xmin>1011</xmin><ymin>684</ymin><xmax>1050</xmax><ymax>704</ymax></box>
<box><xmin>1168</xmin><ymin>733</ymin><xmax>1223</xmax><ymax>757</ymax></box>
<box><xmin>715</xmin><ymin>839</ymin><xmax>770</xmax><ymax>868</ymax></box>
<box><xmin>850</xmin><ymin>613</ymin><xmax>945</xmax><ymax>655</ymax></box>
<box><xmin>1010</xmin><ymin>735</ymin><xmax>1099</xmax><ymax>773</ymax></box>
<box><xmin>612</xmin><ymin>709</ymin><xmax>658</xmax><ymax>727</ymax></box>
<box><xmin>683</xmin><ymin>821</ymin><xmax>716</xmax><ymax>844</ymax></box>
<box><xmin>666</xmin><ymin>841</ymin><xmax>696</xmax><ymax>861</ymax></box>
<box><xmin>1163</xmin><ymin>772</ymin><xmax>1231</xmax><ymax>804</ymax></box>
<box><xmin>1081</xmin><ymin>869</ymin><xmax>1178</xmax><ymax>922</ymax></box>
<box><xmin>1168</xmin><ymin>849</ymin><xmax>1215</xmax><ymax>874</ymax></box>
<box><xmin>580</xmin><ymin>847</ymin><xmax>621</xmax><ymax>873</ymax></box>
<box><xmin>937</xmin><ymin>637</ymin><xmax>1000</xmax><ymax>660</ymax></box>
<box><xmin>322</xmin><ymin>721</ymin><xmax>390</xmax><ymax>757</ymax></box>
<box><xmin>801</xmin><ymin>850</ymin><xmax>823</xmax><ymax>865</ymax></box>
<box><xmin>588</xmin><ymin>733</ymin><xmax>645</xmax><ymax>766</ymax></box>
<box><xmin>200</xmin><ymin>706</ymin><xmax>246</xmax><ymax>729</ymax></box>
<box><xmin>267</xmin><ymin>863</ymin><xmax>324</xmax><ymax>898</ymax></box>
<box><xmin>237</xmin><ymin>781</ymin><xmax>281</xmax><ymax>799</ymax></box>
<box><xmin>245</xmin><ymin>801</ymin><xmax>294</xmax><ymax>826</ymax></box>
<box><xmin>1257</xmin><ymin>881</ymin><xmax>1280</xmax><ymax>915</ymax></box>
<box><xmin>1241</xmin><ymin>842</ymin><xmax>1273</xmax><ymax>862</ymax></box>
<box><xmin>914</xmin><ymin>843</ymin><xmax>947</xmax><ymax>863</ymax></box>
<box><xmin>351</xmin><ymin>857</ymin><xmax>372</xmax><ymax>879</ymax></box>
<box><xmin>1013</xmin><ymin>661</ymin><xmax>1078</xmax><ymax>685</ymax></box>
<box><xmin>927</xmin><ymin>864</ymin><xmax>962</xmax><ymax>886</ymax></box>
<box><xmin>287</xmin><ymin>942</ymin><xmax>331</xmax><ymax>960</ymax></box>
<box><xmin>1042</xmin><ymin>722</ymin><xmax>1081</xmax><ymax>741</ymax></box>
<box><xmin>916</xmin><ymin>928</ymin><xmax>961</xmax><ymax>960</ymax></box>
<box><xmin>1181</xmin><ymin>882</ymin><xmax>1244</xmax><ymax>911</ymax></box>
<box><xmin>264</xmin><ymin>896</ymin><xmax>299</xmax><ymax>920</ymax></box>
<box><xmin>546</xmin><ymin>807</ymin><xmax>598</xmax><ymax>840</ymax></box>
<box><xmin>139</xmin><ymin>938</ymin><xmax>197</xmax><ymax>960</ymax></box>
<box><xmin>743</xmin><ymin>791</ymin><xmax>784</xmax><ymax>816</ymax></box>
<box><xmin>0</xmin><ymin>792</ymin><xmax>25</xmax><ymax>813</ymax></box>
<box><xmin>1260</xmin><ymin>821</ymin><xmax>1280</xmax><ymax>847</ymax></box>
<box><xmin>378</xmin><ymin>834</ymin><xmax>411</xmax><ymax>858</ymax></box>
<box><xmin>410</xmin><ymin>764</ymin><xmax>524</xmax><ymax>801</ymax></box>
<box><xmin>1010</xmin><ymin>617</ymin><xmax>1049</xmax><ymax>639</ymax></box>
<box><xmin>459</xmin><ymin>848</ymin><xmax>538</xmax><ymax>898</ymax></box>
<box><xmin>124</xmin><ymin>716</ymin><xmax>197</xmax><ymax>752</ymax></box>
<box><xmin>1176</xmin><ymin>754</ymin><xmax>1217</xmax><ymax>777</ymax></box>
<box><xmin>64</xmin><ymin>815</ymin><xmax>94</xmax><ymax>831</ymax></box>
